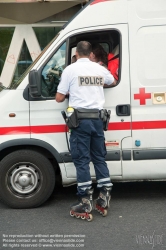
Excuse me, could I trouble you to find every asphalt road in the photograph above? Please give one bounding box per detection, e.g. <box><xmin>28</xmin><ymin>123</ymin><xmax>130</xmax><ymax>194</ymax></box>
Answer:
<box><xmin>0</xmin><ymin>181</ymin><xmax>166</xmax><ymax>250</ymax></box>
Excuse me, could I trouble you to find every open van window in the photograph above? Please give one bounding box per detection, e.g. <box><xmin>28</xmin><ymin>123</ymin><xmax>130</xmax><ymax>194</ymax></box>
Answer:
<box><xmin>69</xmin><ymin>30</ymin><xmax>120</xmax><ymax>84</ymax></box>
<box><xmin>34</xmin><ymin>29</ymin><xmax>120</xmax><ymax>99</ymax></box>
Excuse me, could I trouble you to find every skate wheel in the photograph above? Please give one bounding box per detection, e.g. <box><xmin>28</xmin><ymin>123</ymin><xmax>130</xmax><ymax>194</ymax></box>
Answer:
<box><xmin>70</xmin><ymin>211</ymin><xmax>75</xmax><ymax>217</ymax></box>
<box><xmin>86</xmin><ymin>214</ymin><xmax>93</xmax><ymax>222</ymax></box>
<box><xmin>102</xmin><ymin>209</ymin><xmax>107</xmax><ymax>217</ymax></box>
<box><xmin>81</xmin><ymin>216</ymin><xmax>85</xmax><ymax>220</ymax></box>
<box><xmin>76</xmin><ymin>214</ymin><xmax>80</xmax><ymax>219</ymax></box>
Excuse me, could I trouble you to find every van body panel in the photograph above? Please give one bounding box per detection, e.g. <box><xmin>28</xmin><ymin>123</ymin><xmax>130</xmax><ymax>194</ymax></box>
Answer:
<box><xmin>128</xmin><ymin>0</ymin><xmax>166</xmax><ymax>167</ymax></box>
<box><xmin>0</xmin><ymin>90</ymin><xmax>30</xmax><ymax>144</ymax></box>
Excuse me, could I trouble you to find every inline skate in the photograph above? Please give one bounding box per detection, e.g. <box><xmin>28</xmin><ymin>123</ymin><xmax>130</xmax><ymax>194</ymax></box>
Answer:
<box><xmin>95</xmin><ymin>187</ymin><xmax>111</xmax><ymax>216</ymax></box>
<box><xmin>70</xmin><ymin>189</ymin><xmax>93</xmax><ymax>221</ymax></box>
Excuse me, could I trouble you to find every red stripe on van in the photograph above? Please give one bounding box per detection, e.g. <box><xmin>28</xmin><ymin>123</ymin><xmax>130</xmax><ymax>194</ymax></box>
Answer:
<box><xmin>108</xmin><ymin>121</ymin><xmax>166</xmax><ymax>130</ymax></box>
<box><xmin>0</xmin><ymin>125</ymin><xmax>66</xmax><ymax>135</ymax></box>
<box><xmin>108</xmin><ymin>122</ymin><xmax>131</xmax><ymax>130</ymax></box>
<box><xmin>1</xmin><ymin>121</ymin><xmax>166</xmax><ymax>135</ymax></box>
<box><xmin>0</xmin><ymin>126</ymin><xmax>30</xmax><ymax>135</ymax></box>
<box><xmin>132</xmin><ymin>121</ymin><xmax>166</xmax><ymax>130</ymax></box>
<box><xmin>30</xmin><ymin>125</ymin><xmax>66</xmax><ymax>133</ymax></box>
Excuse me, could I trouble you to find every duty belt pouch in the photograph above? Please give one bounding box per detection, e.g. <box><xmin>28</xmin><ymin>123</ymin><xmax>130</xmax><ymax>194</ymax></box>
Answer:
<box><xmin>66</xmin><ymin>109</ymin><xmax>79</xmax><ymax>129</ymax></box>
<box><xmin>101</xmin><ymin>109</ymin><xmax>111</xmax><ymax>131</ymax></box>
<box><xmin>76</xmin><ymin>109</ymin><xmax>100</xmax><ymax>119</ymax></box>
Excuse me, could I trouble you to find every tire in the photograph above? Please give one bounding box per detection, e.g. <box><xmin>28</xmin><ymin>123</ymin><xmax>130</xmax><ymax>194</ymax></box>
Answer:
<box><xmin>0</xmin><ymin>150</ymin><xmax>55</xmax><ymax>208</ymax></box>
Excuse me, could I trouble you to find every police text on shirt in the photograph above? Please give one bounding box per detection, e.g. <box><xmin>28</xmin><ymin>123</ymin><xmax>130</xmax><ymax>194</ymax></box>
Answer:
<box><xmin>78</xmin><ymin>76</ymin><xmax>104</xmax><ymax>86</ymax></box>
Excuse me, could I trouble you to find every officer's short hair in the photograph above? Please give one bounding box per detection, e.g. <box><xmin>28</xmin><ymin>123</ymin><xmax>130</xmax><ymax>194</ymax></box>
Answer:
<box><xmin>76</xmin><ymin>41</ymin><xmax>92</xmax><ymax>56</ymax></box>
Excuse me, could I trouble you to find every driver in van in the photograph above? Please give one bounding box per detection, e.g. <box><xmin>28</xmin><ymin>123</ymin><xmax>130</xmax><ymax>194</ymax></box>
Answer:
<box><xmin>55</xmin><ymin>41</ymin><xmax>116</xmax><ymax>221</ymax></box>
<box><xmin>90</xmin><ymin>43</ymin><xmax>117</xmax><ymax>85</ymax></box>
<box><xmin>71</xmin><ymin>55</ymin><xmax>77</xmax><ymax>63</ymax></box>
<box><xmin>90</xmin><ymin>43</ymin><xmax>108</xmax><ymax>68</ymax></box>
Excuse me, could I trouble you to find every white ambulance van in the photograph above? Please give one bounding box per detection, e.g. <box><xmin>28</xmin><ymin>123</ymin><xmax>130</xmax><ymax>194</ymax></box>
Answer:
<box><xmin>0</xmin><ymin>0</ymin><xmax>166</xmax><ymax>208</ymax></box>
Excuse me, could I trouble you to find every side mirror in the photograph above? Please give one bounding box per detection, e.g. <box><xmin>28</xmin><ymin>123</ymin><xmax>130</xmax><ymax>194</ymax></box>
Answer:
<box><xmin>29</xmin><ymin>70</ymin><xmax>41</xmax><ymax>98</ymax></box>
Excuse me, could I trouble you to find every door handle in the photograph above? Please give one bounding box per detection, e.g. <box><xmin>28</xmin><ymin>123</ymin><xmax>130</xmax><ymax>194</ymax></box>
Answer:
<box><xmin>116</xmin><ymin>104</ymin><xmax>130</xmax><ymax>116</ymax></box>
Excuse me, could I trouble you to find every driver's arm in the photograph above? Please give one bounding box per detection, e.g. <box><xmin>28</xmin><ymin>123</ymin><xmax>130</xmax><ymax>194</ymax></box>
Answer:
<box><xmin>55</xmin><ymin>67</ymin><xmax>70</xmax><ymax>103</ymax></box>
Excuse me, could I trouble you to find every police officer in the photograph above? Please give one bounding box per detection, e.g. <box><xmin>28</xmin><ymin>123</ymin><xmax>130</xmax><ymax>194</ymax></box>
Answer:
<box><xmin>55</xmin><ymin>41</ymin><xmax>116</xmax><ymax>220</ymax></box>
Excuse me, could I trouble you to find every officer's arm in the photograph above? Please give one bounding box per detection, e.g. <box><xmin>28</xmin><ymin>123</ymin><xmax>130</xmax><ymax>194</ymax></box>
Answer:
<box><xmin>104</xmin><ymin>79</ymin><xmax>117</xmax><ymax>88</ymax></box>
<box><xmin>102</xmin><ymin>67</ymin><xmax>117</xmax><ymax>88</ymax></box>
<box><xmin>55</xmin><ymin>92</ymin><xmax>66</xmax><ymax>102</ymax></box>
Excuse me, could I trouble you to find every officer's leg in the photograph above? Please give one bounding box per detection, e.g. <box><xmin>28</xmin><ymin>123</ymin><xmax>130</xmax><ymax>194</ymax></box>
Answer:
<box><xmin>90</xmin><ymin>119</ymin><xmax>113</xmax><ymax>189</ymax></box>
<box><xmin>91</xmin><ymin>120</ymin><xmax>112</xmax><ymax>216</ymax></box>
<box><xmin>69</xmin><ymin>119</ymin><xmax>92</xmax><ymax>196</ymax></box>
<box><xmin>69</xmin><ymin>120</ymin><xmax>94</xmax><ymax>221</ymax></box>
<box><xmin>90</xmin><ymin>119</ymin><xmax>112</xmax><ymax>216</ymax></box>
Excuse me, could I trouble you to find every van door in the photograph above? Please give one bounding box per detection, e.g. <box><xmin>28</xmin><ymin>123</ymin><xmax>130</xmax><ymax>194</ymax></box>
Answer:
<box><xmin>101</xmin><ymin>24</ymin><xmax>131</xmax><ymax>179</ymax></box>
<box><xmin>29</xmin><ymin>24</ymin><xmax>131</xmax><ymax>182</ymax></box>
<box><xmin>66</xmin><ymin>25</ymin><xmax>131</xmax><ymax>179</ymax></box>
<box><xmin>68</xmin><ymin>25</ymin><xmax>131</xmax><ymax>179</ymax></box>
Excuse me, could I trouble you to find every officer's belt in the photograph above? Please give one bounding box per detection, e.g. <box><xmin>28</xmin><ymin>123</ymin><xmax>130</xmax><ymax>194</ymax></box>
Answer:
<box><xmin>76</xmin><ymin>109</ymin><xmax>100</xmax><ymax>119</ymax></box>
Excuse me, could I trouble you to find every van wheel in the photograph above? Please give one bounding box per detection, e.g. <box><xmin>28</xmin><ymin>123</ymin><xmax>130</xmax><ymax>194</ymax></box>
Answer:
<box><xmin>0</xmin><ymin>150</ymin><xmax>55</xmax><ymax>208</ymax></box>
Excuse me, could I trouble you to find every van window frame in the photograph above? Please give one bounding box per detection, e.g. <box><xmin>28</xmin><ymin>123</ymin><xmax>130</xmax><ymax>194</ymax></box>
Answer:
<box><xmin>27</xmin><ymin>28</ymin><xmax>121</xmax><ymax>101</ymax></box>
<box><xmin>67</xmin><ymin>28</ymin><xmax>121</xmax><ymax>86</ymax></box>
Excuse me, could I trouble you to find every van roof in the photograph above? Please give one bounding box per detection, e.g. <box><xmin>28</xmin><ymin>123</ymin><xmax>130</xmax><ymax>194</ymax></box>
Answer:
<box><xmin>63</xmin><ymin>0</ymin><xmax>128</xmax><ymax>32</ymax></box>
<box><xmin>63</xmin><ymin>0</ymin><xmax>166</xmax><ymax>34</ymax></box>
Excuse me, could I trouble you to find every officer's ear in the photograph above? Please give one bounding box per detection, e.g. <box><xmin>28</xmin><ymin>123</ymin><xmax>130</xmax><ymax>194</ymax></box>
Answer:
<box><xmin>89</xmin><ymin>52</ymin><xmax>95</xmax><ymax>61</ymax></box>
<box><xmin>75</xmin><ymin>51</ymin><xmax>79</xmax><ymax>59</ymax></box>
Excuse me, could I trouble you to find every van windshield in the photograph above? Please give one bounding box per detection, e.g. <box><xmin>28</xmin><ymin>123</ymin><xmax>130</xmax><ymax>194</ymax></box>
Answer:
<box><xmin>10</xmin><ymin>32</ymin><xmax>61</xmax><ymax>90</ymax></box>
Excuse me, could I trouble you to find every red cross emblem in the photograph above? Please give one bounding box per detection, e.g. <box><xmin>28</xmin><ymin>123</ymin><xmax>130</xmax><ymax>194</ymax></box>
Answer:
<box><xmin>134</xmin><ymin>88</ymin><xmax>151</xmax><ymax>105</ymax></box>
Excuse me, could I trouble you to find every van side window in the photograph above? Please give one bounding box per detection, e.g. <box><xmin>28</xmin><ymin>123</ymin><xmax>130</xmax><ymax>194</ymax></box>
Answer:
<box><xmin>69</xmin><ymin>30</ymin><xmax>120</xmax><ymax>84</ymax></box>
<box><xmin>41</xmin><ymin>42</ymin><xmax>66</xmax><ymax>97</ymax></box>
